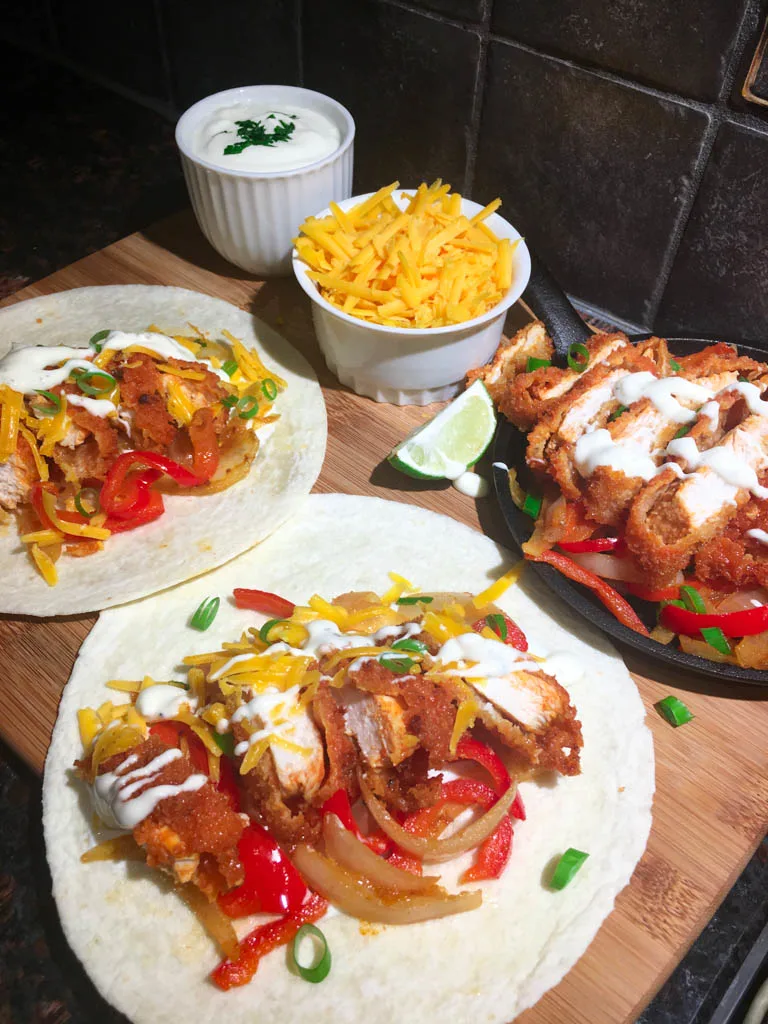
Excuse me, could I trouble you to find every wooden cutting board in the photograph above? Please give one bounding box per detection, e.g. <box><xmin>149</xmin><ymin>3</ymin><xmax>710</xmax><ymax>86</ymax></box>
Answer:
<box><xmin>1</xmin><ymin>210</ymin><xmax>766</xmax><ymax>1024</ymax></box>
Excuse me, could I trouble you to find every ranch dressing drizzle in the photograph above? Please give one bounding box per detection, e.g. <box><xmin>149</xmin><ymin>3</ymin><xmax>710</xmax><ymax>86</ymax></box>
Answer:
<box><xmin>65</xmin><ymin>393</ymin><xmax>117</xmax><ymax>418</ymax></box>
<box><xmin>574</xmin><ymin>429</ymin><xmax>661</xmax><ymax>481</ymax></box>
<box><xmin>92</xmin><ymin>748</ymin><xmax>207</xmax><ymax>830</ymax></box>
<box><xmin>452</xmin><ymin>471</ymin><xmax>489</xmax><ymax>498</ymax></box>
<box><xmin>613</xmin><ymin>372</ymin><xmax>714</xmax><ymax>424</ymax></box>
<box><xmin>134</xmin><ymin>684</ymin><xmax>197</xmax><ymax>721</ymax></box>
<box><xmin>665</xmin><ymin>436</ymin><xmax>768</xmax><ymax>500</ymax></box>
<box><xmin>723</xmin><ymin>380</ymin><xmax>768</xmax><ymax>416</ymax></box>
<box><xmin>746</xmin><ymin>528</ymin><xmax>768</xmax><ymax>545</ymax></box>
<box><xmin>231</xmin><ymin>685</ymin><xmax>304</xmax><ymax>756</ymax></box>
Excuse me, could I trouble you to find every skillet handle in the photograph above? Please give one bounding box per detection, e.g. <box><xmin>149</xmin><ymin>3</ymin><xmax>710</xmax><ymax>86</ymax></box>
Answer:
<box><xmin>523</xmin><ymin>251</ymin><xmax>592</xmax><ymax>360</ymax></box>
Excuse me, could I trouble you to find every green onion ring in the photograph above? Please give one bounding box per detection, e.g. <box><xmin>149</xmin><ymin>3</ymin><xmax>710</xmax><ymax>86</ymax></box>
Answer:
<box><xmin>213</xmin><ymin>731</ymin><xmax>235</xmax><ymax>756</ymax></box>
<box><xmin>522</xmin><ymin>493</ymin><xmax>542</xmax><ymax>519</ymax></box>
<box><xmin>485</xmin><ymin>613</ymin><xmax>508</xmax><ymax>641</ymax></box>
<box><xmin>237</xmin><ymin>395</ymin><xmax>260</xmax><ymax>420</ymax></box>
<box><xmin>74</xmin><ymin>487</ymin><xmax>100</xmax><ymax>518</ymax></box>
<box><xmin>655</xmin><ymin>695</ymin><xmax>694</xmax><ymax>727</ymax></box>
<box><xmin>190</xmin><ymin>596</ymin><xmax>220</xmax><ymax>632</ymax></box>
<box><xmin>261</xmin><ymin>378</ymin><xmax>278</xmax><ymax>401</ymax></box>
<box><xmin>259</xmin><ymin>618</ymin><xmax>285</xmax><ymax>643</ymax></box>
<box><xmin>567</xmin><ymin>342</ymin><xmax>590</xmax><ymax>373</ymax></box>
<box><xmin>221</xmin><ymin>395</ymin><xmax>237</xmax><ymax>408</ymax></box>
<box><xmin>222</xmin><ymin>359</ymin><xmax>238</xmax><ymax>378</ymax></box>
<box><xmin>34</xmin><ymin>389</ymin><xmax>62</xmax><ymax>417</ymax></box>
<box><xmin>550</xmin><ymin>848</ymin><xmax>589</xmax><ymax>890</ymax></box>
<box><xmin>674</xmin><ymin>424</ymin><xmax>691</xmax><ymax>439</ymax></box>
<box><xmin>669</xmin><ymin>358</ymin><xmax>681</xmax><ymax>372</ymax></box>
<box><xmin>526</xmin><ymin>357</ymin><xmax>551</xmax><ymax>372</ymax></box>
<box><xmin>679</xmin><ymin>585</ymin><xmax>706</xmax><ymax>615</ymax></box>
<box><xmin>396</xmin><ymin>595</ymin><xmax>433</xmax><ymax>605</ymax></box>
<box><xmin>609</xmin><ymin>404</ymin><xmax>628</xmax><ymax>422</ymax></box>
<box><xmin>390</xmin><ymin>637</ymin><xmax>429</xmax><ymax>654</ymax></box>
<box><xmin>89</xmin><ymin>329</ymin><xmax>111</xmax><ymax>353</ymax></box>
<box><xmin>379</xmin><ymin>654</ymin><xmax>416</xmax><ymax>674</ymax></box>
<box><xmin>291</xmin><ymin>923</ymin><xmax>331</xmax><ymax>983</ymax></box>
<box><xmin>73</xmin><ymin>369</ymin><xmax>116</xmax><ymax>397</ymax></box>
<box><xmin>700</xmin><ymin>625</ymin><xmax>731</xmax><ymax>656</ymax></box>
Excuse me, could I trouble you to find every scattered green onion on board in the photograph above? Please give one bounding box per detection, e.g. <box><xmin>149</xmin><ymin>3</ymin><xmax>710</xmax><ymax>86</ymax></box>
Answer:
<box><xmin>391</xmin><ymin>638</ymin><xmax>429</xmax><ymax>655</ymax></box>
<box><xmin>74</xmin><ymin>369</ymin><xmax>116</xmax><ymax>397</ymax></box>
<box><xmin>261</xmin><ymin>378</ymin><xmax>278</xmax><ymax>401</ymax></box>
<box><xmin>291</xmin><ymin>923</ymin><xmax>331</xmax><ymax>983</ymax></box>
<box><xmin>34</xmin><ymin>389</ymin><xmax>62</xmax><ymax>416</ymax></box>
<box><xmin>679</xmin><ymin>585</ymin><xmax>706</xmax><ymax>614</ymax></box>
<box><xmin>567</xmin><ymin>342</ymin><xmax>590</xmax><ymax>373</ymax></box>
<box><xmin>701</xmin><ymin>626</ymin><xmax>731</xmax><ymax>656</ymax></box>
<box><xmin>550</xmin><ymin>848</ymin><xmax>589</xmax><ymax>890</ymax></box>
<box><xmin>485</xmin><ymin>613</ymin><xmax>508</xmax><ymax>641</ymax></box>
<box><xmin>213</xmin><ymin>731</ymin><xmax>235</xmax><ymax>756</ymax></box>
<box><xmin>89</xmin><ymin>329</ymin><xmax>111</xmax><ymax>353</ymax></box>
<box><xmin>237</xmin><ymin>395</ymin><xmax>260</xmax><ymax>419</ymax></box>
<box><xmin>522</xmin><ymin>492</ymin><xmax>542</xmax><ymax>519</ymax></box>
<box><xmin>397</xmin><ymin>595</ymin><xmax>434</xmax><ymax>605</ymax></box>
<box><xmin>526</xmin><ymin>357</ymin><xmax>551</xmax><ymax>372</ymax></box>
<box><xmin>655</xmin><ymin>695</ymin><xmax>694</xmax><ymax>727</ymax></box>
<box><xmin>74</xmin><ymin>487</ymin><xmax>100</xmax><ymax>518</ymax></box>
<box><xmin>259</xmin><ymin>618</ymin><xmax>285</xmax><ymax>643</ymax></box>
<box><xmin>669</xmin><ymin>359</ymin><xmax>681</xmax><ymax>372</ymax></box>
<box><xmin>190</xmin><ymin>596</ymin><xmax>220</xmax><ymax>632</ymax></box>
<box><xmin>380</xmin><ymin>654</ymin><xmax>417</xmax><ymax>675</ymax></box>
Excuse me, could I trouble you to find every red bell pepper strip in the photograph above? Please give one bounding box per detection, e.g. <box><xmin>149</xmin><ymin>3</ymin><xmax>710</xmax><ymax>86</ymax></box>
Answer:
<box><xmin>212</xmin><ymin>893</ymin><xmax>328</xmax><ymax>991</ymax></box>
<box><xmin>188</xmin><ymin>408</ymin><xmax>220</xmax><ymax>483</ymax></box>
<box><xmin>218</xmin><ymin>825</ymin><xmax>308</xmax><ymax>919</ymax></box>
<box><xmin>660</xmin><ymin>601</ymin><xmax>768</xmax><ymax>638</ymax></box>
<box><xmin>103</xmin><ymin>483</ymin><xmax>164</xmax><ymax>532</ymax></box>
<box><xmin>528</xmin><ymin>549</ymin><xmax>650</xmax><ymax>636</ymax></box>
<box><xmin>454</xmin><ymin>736</ymin><xmax>511</xmax><ymax>796</ymax></box>
<box><xmin>321</xmin><ymin>789</ymin><xmax>390</xmax><ymax>855</ymax></box>
<box><xmin>386</xmin><ymin>848</ymin><xmax>423</xmax><ymax>875</ymax></box>
<box><xmin>30</xmin><ymin>483</ymin><xmax>93</xmax><ymax>533</ymax></box>
<box><xmin>471</xmin><ymin>614</ymin><xmax>528</xmax><ymax>653</ymax></box>
<box><xmin>149</xmin><ymin>721</ymin><xmax>209</xmax><ymax>775</ymax></box>
<box><xmin>558</xmin><ymin>537</ymin><xmax>620</xmax><ymax>553</ymax></box>
<box><xmin>101</xmin><ymin>451</ymin><xmax>202</xmax><ymax>518</ymax></box>
<box><xmin>625</xmin><ymin>582</ymin><xmax>681</xmax><ymax>603</ymax></box>
<box><xmin>233</xmin><ymin>588</ymin><xmax>296</xmax><ymax>618</ymax></box>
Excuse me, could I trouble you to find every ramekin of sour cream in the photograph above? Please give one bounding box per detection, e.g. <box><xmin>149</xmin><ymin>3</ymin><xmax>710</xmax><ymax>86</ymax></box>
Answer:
<box><xmin>176</xmin><ymin>85</ymin><xmax>354</xmax><ymax>276</ymax></box>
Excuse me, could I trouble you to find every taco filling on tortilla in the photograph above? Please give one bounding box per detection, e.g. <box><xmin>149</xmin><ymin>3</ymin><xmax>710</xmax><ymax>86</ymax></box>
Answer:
<box><xmin>74</xmin><ymin>571</ymin><xmax>583</xmax><ymax>991</ymax></box>
<box><xmin>0</xmin><ymin>325</ymin><xmax>285</xmax><ymax>586</ymax></box>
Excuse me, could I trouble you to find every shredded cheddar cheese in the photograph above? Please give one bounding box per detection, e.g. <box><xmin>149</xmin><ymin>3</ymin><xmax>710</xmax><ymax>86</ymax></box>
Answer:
<box><xmin>473</xmin><ymin>563</ymin><xmax>525</xmax><ymax>608</ymax></box>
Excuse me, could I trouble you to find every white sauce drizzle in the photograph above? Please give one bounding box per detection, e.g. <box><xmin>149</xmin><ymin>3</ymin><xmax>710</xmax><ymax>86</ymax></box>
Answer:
<box><xmin>613</xmin><ymin>372</ymin><xmax>714</xmax><ymax>424</ymax></box>
<box><xmin>724</xmin><ymin>380</ymin><xmax>768</xmax><ymax>416</ymax></box>
<box><xmin>92</xmin><ymin>748</ymin><xmax>206</xmax><ymax>830</ymax></box>
<box><xmin>65</xmin><ymin>393</ymin><xmax>117</xmax><ymax>418</ymax></box>
<box><xmin>699</xmin><ymin>400</ymin><xmax>720</xmax><ymax>427</ymax></box>
<box><xmin>574</xmin><ymin>429</ymin><xmax>660</xmax><ymax>481</ymax></box>
<box><xmin>665</xmin><ymin>435</ymin><xmax>768</xmax><ymax>500</ymax></box>
<box><xmin>746</xmin><ymin>528</ymin><xmax>768</xmax><ymax>546</ymax></box>
<box><xmin>134</xmin><ymin>684</ymin><xmax>197</xmax><ymax>721</ymax></box>
<box><xmin>452</xmin><ymin>470</ymin><xmax>489</xmax><ymax>498</ymax></box>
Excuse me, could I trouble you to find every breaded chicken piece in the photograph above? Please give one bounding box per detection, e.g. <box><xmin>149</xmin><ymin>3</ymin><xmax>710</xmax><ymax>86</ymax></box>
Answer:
<box><xmin>467</xmin><ymin>320</ymin><xmax>553</xmax><ymax>409</ymax></box>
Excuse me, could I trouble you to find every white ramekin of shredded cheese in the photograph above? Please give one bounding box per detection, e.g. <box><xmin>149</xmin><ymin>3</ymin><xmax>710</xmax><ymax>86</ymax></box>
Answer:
<box><xmin>292</xmin><ymin>189</ymin><xmax>531</xmax><ymax>405</ymax></box>
<box><xmin>176</xmin><ymin>85</ymin><xmax>354</xmax><ymax>276</ymax></box>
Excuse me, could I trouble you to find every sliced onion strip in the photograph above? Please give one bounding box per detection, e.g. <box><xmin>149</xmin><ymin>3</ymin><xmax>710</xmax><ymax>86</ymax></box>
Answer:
<box><xmin>359</xmin><ymin>774</ymin><xmax>517</xmax><ymax>864</ymax></box>
<box><xmin>292</xmin><ymin>846</ymin><xmax>481</xmax><ymax>925</ymax></box>
<box><xmin>323</xmin><ymin>815</ymin><xmax>439</xmax><ymax>894</ymax></box>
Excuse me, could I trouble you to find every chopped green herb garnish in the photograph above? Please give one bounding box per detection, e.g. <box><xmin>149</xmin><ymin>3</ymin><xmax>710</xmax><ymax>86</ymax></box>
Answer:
<box><xmin>224</xmin><ymin>117</ymin><xmax>297</xmax><ymax>155</ymax></box>
<box><xmin>72</xmin><ymin>369</ymin><xmax>116</xmax><ymax>397</ymax></box>
<box><xmin>526</xmin><ymin>357</ymin><xmax>551</xmax><ymax>373</ymax></box>
<box><xmin>74</xmin><ymin>487</ymin><xmax>100</xmax><ymax>518</ymax></box>
<box><xmin>221</xmin><ymin>395</ymin><xmax>237</xmax><ymax>408</ymax></box>
<box><xmin>701</xmin><ymin>626</ymin><xmax>731</xmax><ymax>656</ymax></box>
<box><xmin>609</xmin><ymin>405</ymin><xmax>628</xmax><ymax>421</ymax></box>
<box><xmin>190</xmin><ymin>596</ymin><xmax>220</xmax><ymax>632</ymax></box>
<box><xmin>380</xmin><ymin>654</ymin><xmax>416</xmax><ymax>674</ymax></box>
<box><xmin>259</xmin><ymin>618</ymin><xmax>286</xmax><ymax>643</ymax></box>
<box><xmin>291</xmin><ymin>923</ymin><xmax>331</xmax><ymax>983</ymax></box>
<box><xmin>397</xmin><ymin>595</ymin><xmax>433</xmax><ymax>605</ymax></box>
<box><xmin>261</xmin><ymin>378</ymin><xmax>278</xmax><ymax>402</ymax></box>
<box><xmin>567</xmin><ymin>342</ymin><xmax>590</xmax><ymax>373</ymax></box>
<box><xmin>669</xmin><ymin>359</ymin><xmax>681</xmax><ymax>372</ymax></box>
<box><xmin>655</xmin><ymin>695</ymin><xmax>694</xmax><ymax>727</ymax></box>
<box><xmin>213</xmin><ymin>731</ymin><xmax>235</xmax><ymax>757</ymax></box>
<box><xmin>237</xmin><ymin>395</ymin><xmax>260</xmax><ymax>419</ymax></box>
<box><xmin>550</xmin><ymin>848</ymin><xmax>589</xmax><ymax>890</ymax></box>
<box><xmin>673</xmin><ymin>424</ymin><xmax>690</xmax><ymax>439</ymax></box>
<box><xmin>391</xmin><ymin>638</ymin><xmax>429</xmax><ymax>655</ymax></box>
<box><xmin>89</xmin><ymin>329</ymin><xmax>111</xmax><ymax>353</ymax></box>
<box><xmin>485</xmin><ymin>613</ymin><xmax>508</xmax><ymax>641</ymax></box>
<box><xmin>522</xmin><ymin>492</ymin><xmax>542</xmax><ymax>519</ymax></box>
<box><xmin>222</xmin><ymin>359</ymin><xmax>238</xmax><ymax>377</ymax></box>
<box><xmin>679</xmin><ymin>585</ymin><xmax>706</xmax><ymax>614</ymax></box>
<box><xmin>34</xmin><ymin>389</ymin><xmax>62</xmax><ymax>416</ymax></box>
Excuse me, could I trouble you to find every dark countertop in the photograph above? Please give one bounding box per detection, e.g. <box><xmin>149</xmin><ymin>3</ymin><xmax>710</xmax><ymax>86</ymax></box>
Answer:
<box><xmin>1</xmin><ymin>37</ymin><xmax>766</xmax><ymax>1024</ymax></box>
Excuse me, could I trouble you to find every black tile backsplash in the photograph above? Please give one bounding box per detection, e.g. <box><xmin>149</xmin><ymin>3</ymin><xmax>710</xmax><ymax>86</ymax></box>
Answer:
<box><xmin>491</xmin><ymin>0</ymin><xmax>749</xmax><ymax>102</ymax></box>
<box><xmin>1</xmin><ymin>0</ymin><xmax>768</xmax><ymax>336</ymax></box>
<box><xmin>304</xmin><ymin>0</ymin><xmax>481</xmax><ymax>192</ymax></box>
<box><xmin>475</xmin><ymin>42</ymin><xmax>710</xmax><ymax>324</ymax></box>
<box><xmin>656</xmin><ymin>121</ymin><xmax>768</xmax><ymax>343</ymax></box>
<box><xmin>162</xmin><ymin>0</ymin><xmax>300</xmax><ymax>109</ymax></box>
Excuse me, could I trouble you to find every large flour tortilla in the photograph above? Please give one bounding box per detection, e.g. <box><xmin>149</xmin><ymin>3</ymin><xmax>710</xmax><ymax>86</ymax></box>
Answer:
<box><xmin>0</xmin><ymin>285</ymin><xmax>326</xmax><ymax>615</ymax></box>
<box><xmin>43</xmin><ymin>494</ymin><xmax>654</xmax><ymax>1024</ymax></box>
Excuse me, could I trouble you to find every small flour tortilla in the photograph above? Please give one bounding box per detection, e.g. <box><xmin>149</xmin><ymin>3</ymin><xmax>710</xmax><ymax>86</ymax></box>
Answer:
<box><xmin>0</xmin><ymin>285</ymin><xmax>326</xmax><ymax>615</ymax></box>
<box><xmin>43</xmin><ymin>494</ymin><xmax>654</xmax><ymax>1024</ymax></box>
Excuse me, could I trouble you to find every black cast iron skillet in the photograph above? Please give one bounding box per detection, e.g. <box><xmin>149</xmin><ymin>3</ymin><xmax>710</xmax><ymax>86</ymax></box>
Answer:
<box><xmin>492</xmin><ymin>252</ymin><xmax>768</xmax><ymax>686</ymax></box>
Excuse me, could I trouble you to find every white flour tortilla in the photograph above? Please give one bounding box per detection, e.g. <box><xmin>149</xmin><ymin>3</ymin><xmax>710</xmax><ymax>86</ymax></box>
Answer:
<box><xmin>43</xmin><ymin>494</ymin><xmax>654</xmax><ymax>1024</ymax></box>
<box><xmin>0</xmin><ymin>285</ymin><xmax>326</xmax><ymax>615</ymax></box>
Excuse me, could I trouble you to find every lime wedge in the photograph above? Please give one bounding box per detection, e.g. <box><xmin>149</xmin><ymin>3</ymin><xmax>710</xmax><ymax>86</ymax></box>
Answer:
<box><xmin>388</xmin><ymin>380</ymin><xmax>496</xmax><ymax>480</ymax></box>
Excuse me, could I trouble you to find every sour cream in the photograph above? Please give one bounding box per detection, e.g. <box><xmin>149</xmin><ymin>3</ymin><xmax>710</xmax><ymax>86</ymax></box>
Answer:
<box><xmin>452</xmin><ymin>470</ymin><xmax>489</xmax><ymax>498</ymax></box>
<box><xmin>194</xmin><ymin>103</ymin><xmax>341</xmax><ymax>173</ymax></box>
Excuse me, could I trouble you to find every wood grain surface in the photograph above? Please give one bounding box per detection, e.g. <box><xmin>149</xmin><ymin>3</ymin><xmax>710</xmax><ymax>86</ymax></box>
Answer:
<box><xmin>1</xmin><ymin>210</ymin><xmax>766</xmax><ymax>1024</ymax></box>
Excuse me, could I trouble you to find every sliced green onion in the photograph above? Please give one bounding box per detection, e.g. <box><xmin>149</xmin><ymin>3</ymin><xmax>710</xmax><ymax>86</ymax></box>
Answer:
<box><xmin>190</xmin><ymin>596</ymin><xmax>220</xmax><ymax>632</ymax></box>
<box><xmin>89</xmin><ymin>329</ymin><xmax>111</xmax><ymax>353</ymax></box>
<box><xmin>222</xmin><ymin>359</ymin><xmax>238</xmax><ymax>378</ymax></box>
<box><xmin>522</xmin><ymin>493</ymin><xmax>542</xmax><ymax>519</ymax></box>
<box><xmin>390</xmin><ymin>637</ymin><xmax>429</xmax><ymax>654</ymax></box>
<box><xmin>74</xmin><ymin>487</ymin><xmax>100</xmax><ymax>518</ymax></box>
<box><xmin>34</xmin><ymin>389</ymin><xmax>62</xmax><ymax>416</ymax></box>
<box><xmin>655</xmin><ymin>695</ymin><xmax>694</xmax><ymax>727</ymax></box>
<box><xmin>397</xmin><ymin>595</ymin><xmax>433</xmax><ymax>606</ymax></box>
<box><xmin>237</xmin><ymin>395</ymin><xmax>260</xmax><ymax>419</ymax></box>
<box><xmin>669</xmin><ymin>358</ymin><xmax>681</xmax><ymax>372</ymax></box>
<box><xmin>550</xmin><ymin>848</ymin><xmax>589</xmax><ymax>890</ymax></box>
<box><xmin>609</xmin><ymin>404</ymin><xmax>628</xmax><ymax>422</ymax></box>
<box><xmin>380</xmin><ymin>654</ymin><xmax>416</xmax><ymax>674</ymax></box>
<box><xmin>259</xmin><ymin>618</ymin><xmax>285</xmax><ymax>642</ymax></box>
<box><xmin>73</xmin><ymin>369</ymin><xmax>116</xmax><ymax>396</ymax></box>
<box><xmin>291</xmin><ymin>923</ymin><xmax>331</xmax><ymax>983</ymax></box>
<box><xmin>679</xmin><ymin>585</ymin><xmax>706</xmax><ymax>614</ymax></box>
<box><xmin>221</xmin><ymin>395</ymin><xmax>237</xmax><ymax>409</ymax></box>
<box><xmin>261</xmin><ymin>378</ymin><xmax>278</xmax><ymax>401</ymax></box>
<box><xmin>213</xmin><ymin>731</ymin><xmax>235</xmax><ymax>756</ymax></box>
<box><xmin>567</xmin><ymin>342</ymin><xmax>590</xmax><ymax>373</ymax></box>
<box><xmin>485</xmin><ymin>613</ymin><xmax>508</xmax><ymax>641</ymax></box>
<box><xmin>526</xmin><ymin>357</ymin><xmax>551</xmax><ymax>372</ymax></box>
<box><xmin>673</xmin><ymin>424</ymin><xmax>690</xmax><ymax>439</ymax></box>
<box><xmin>701</xmin><ymin>625</ymin><xmax>731</xmax><ymax>656</ymax></box>
<box><xmin>738</xmin><ymin>375</ymin><xmax>749</xmax><ymax>383</ymax></box>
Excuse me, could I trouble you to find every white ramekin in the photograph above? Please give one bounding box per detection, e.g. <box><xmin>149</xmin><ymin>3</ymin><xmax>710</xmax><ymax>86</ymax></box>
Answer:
<box><xmin>292</xmin><ymin>190</ymin><xmax>532</xmax><ymax>405</ymax></box>
<box><xmin>176</xmin><ymin>85</ymin><xmax>355</xmax><ymax>276</ymax></box>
